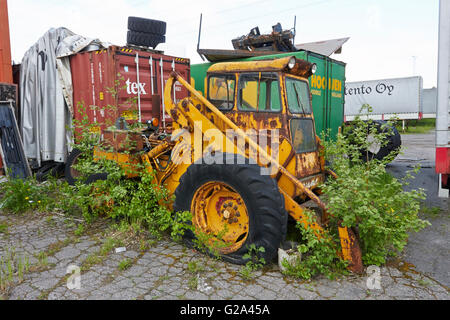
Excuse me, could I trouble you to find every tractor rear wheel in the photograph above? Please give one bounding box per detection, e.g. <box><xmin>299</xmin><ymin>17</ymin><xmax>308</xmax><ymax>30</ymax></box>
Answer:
<box><xmin>173</xmin><ymin>155</ymin><xmax>287</xmax><ymax>265</ymax></box>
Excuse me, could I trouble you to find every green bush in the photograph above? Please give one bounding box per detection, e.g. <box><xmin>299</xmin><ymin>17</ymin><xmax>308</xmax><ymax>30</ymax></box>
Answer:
<box><xmin>320</xmin><ymin>108</ymin><xmax>430</xmax><ymax>266</ymax></box>
<box><xmin>0</xmin><ymin>177</ymin><xmax>49</xmax><ymax>214</ymax></box>
<box><xmin>282</xmin><ymin>106</ymin><xmax>430</xmax><ymax>279</ymax></box>
<box><xmin>0</xmin><ymin>97</ymin><xmax>192</xmax><ymax>243</ymax></box>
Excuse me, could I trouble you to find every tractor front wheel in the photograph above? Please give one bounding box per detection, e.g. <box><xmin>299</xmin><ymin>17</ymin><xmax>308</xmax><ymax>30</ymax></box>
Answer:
<box><xmin>174</xmin><ymin>155</ymin><xmax>287</xmax><ymax>265</ymax></box>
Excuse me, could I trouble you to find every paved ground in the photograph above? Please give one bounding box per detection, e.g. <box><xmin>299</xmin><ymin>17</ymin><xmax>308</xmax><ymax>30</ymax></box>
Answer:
<box><xmin>389</xmin><ymin>132</ymin><xmax>449</xmax><ymax>288</ymax></box>
<box><xmin>0</xmin><ymin>133</ymin><xmax>448</xmax><ymax>300</ymax></box>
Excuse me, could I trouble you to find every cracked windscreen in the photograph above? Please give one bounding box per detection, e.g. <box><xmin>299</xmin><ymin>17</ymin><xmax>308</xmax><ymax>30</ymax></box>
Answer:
<box><xmin>286</xmin><ymin>77</ymin><xmax>312</xmax><ymax>114</ymax></box>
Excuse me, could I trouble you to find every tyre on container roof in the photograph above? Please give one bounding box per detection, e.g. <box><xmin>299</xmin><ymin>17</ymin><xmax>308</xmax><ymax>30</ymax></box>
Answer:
<box><xmin>127</xmin><ymin>30</ymin><xmax>165</xmax><ymax>49</ymax></box>
<box><xmin>128</xmin><ymin>16</ymin><xmax>166</xmax><ymax>35</ymax></box>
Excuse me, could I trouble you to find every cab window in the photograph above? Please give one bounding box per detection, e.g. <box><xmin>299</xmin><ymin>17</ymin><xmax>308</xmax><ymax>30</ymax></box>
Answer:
<box><xmin>290</xmin><ymin>118</ymin><xmax>317</xmax><ymax>153</ymax></box>
<box><xmin>238</xmin><ymin>73</ymin><xmax>281</xmax><ymax>112</ymax></box>
<box><xmin>286</xmin><ymin>77</ymin><xmax>312</xmax><ymax>114</ymax></box>
<box><xmin>207</xmin><ymin>75</ymin><xmax>236</xmax><ymax>110</ymax></box>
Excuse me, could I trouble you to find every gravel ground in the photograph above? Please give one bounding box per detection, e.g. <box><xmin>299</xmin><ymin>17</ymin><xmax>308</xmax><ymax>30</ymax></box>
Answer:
<box><xmin>0</xmin><ymin>133</ymin><xmax>448</xmax><ymax>301</ymax></box>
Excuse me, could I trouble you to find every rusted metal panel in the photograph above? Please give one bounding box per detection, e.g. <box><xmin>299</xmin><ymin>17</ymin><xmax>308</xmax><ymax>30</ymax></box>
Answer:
<box><xmin>70</xmin><ymin>46</ymin><xmax>190</xmax><ymax>131</ymax></box>
<box><xmin>102</xmin><ymin>129</ymin><xmax>144</xmax><ymax>152</ymax></box>
<box><xmin>295</xmin><ymin>152</ymin><xmax>322</xmax><ymax>178</ymax></box>
<box><xmin>338</xmin><ymin>224</ymin><xmax>364</xmax><ymax>274</ymax></box>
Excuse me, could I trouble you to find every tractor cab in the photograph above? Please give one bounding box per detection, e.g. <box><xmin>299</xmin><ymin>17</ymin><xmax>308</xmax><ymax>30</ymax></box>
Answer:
<box><xmin>204</xmin><ymin>56</ymin><xmax>325</xmax><ymax>199</ymax></box>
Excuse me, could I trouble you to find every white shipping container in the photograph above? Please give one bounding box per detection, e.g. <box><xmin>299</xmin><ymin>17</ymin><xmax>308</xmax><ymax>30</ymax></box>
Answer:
<box><xmin>344</xmin><ymin>76</ymin><xmax>423</xmax><ymax>121</ymax></box>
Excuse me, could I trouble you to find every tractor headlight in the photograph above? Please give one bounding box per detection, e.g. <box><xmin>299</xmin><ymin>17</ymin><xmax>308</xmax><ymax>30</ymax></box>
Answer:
<box><xmin>288</xmin><ymin>57</ymin><xmax>296</xmax><ymax>69</ymax></box>
<box><xmin>311</xmin><ymin>63</ymin><xmax>317</xmax><ymax>74</ymax></box>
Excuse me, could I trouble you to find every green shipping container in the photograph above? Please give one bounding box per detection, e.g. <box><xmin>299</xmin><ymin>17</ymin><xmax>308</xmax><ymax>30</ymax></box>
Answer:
<box><xmin>190</xmin><ymin>51</ymin><xmax>346</xmax><ymax>140</ymax></box>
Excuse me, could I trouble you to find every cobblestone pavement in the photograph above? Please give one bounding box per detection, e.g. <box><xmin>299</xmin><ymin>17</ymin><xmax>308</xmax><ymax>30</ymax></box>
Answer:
<box><xmin>0</xmin><ymin>133</ymin><xmax>448</xmax><ymax>300</ymax></box>
<box><xmin>0</xmin><ymin>210</ymin><xmax>448</xmax><ymax>300</ymax></box>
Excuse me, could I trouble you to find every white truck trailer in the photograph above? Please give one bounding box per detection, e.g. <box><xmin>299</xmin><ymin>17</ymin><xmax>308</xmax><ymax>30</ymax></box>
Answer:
<box><xmin>344</xmin><ymin>76</ymin><xmax>423</xmax><ymax>124</ymax></box>
<box><xmin>436</xmin><ymin>0</ymin><xmax>450</xmax><ymax>196</ymax></box>
<box><xmin>343</xmin><ymin>76</ymin><xmax>425</xmax><ymax>161</ymax></box>
<box><xmin>422</xmin><ymin>87</ymin><xmax>437</xmax><ymax>119</ymax></box>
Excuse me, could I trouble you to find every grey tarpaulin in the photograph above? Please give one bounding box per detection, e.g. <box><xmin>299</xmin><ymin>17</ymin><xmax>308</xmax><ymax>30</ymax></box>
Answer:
<box><xmin>20</xmin><ymin>27</ymin><xmax>109</xmax><ymax>166</ymax></box>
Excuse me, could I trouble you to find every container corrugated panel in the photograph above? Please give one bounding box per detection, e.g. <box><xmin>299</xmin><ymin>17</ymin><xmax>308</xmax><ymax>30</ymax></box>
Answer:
<box><xmin>70</xmin><ymin>46</ymin><xmax>190</xmax><ymax>131</ymax></box>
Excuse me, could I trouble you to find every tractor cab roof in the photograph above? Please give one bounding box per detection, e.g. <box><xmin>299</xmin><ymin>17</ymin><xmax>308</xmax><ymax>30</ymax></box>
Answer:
<box><xmin>207</xmin><ymin>56</ymin><xmax>316</xmax><ymax>79</ymax></box>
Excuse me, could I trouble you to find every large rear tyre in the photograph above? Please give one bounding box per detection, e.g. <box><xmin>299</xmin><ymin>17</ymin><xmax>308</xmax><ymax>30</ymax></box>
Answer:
<box><xmin>173</xmin><ymin>154</ymin><xmax>287</xmax><ymax>265</ymax></box>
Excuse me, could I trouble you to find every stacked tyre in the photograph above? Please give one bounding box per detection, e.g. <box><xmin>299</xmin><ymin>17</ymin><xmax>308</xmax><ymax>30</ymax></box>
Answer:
<box><xmin>127</xmin><ymin>16</ymin><xmax>166</xmax><ymax>49</ymax></box>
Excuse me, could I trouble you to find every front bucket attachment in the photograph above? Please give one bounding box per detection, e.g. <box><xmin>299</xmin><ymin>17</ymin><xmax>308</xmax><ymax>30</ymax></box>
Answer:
<box><xmin>338</xmin><ymin>224</ymin><xmax>364</xmax><ymax>274</ymax></box>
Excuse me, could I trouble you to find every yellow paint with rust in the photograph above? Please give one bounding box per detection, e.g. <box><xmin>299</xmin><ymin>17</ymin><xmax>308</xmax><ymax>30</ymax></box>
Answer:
<box><xmin>93</xmin><ymin>147</ymin><xmax>142</xmax><ymax>178</ymax></box>
<box><xmin>191</xmin><ymin>181</ymin><xmax>250</xmax><ymax>254</ymax></box>
<box><xmin>207</xmin><ymin>56</ymin><xmax>294</xmax><ymax>74</ymax></box>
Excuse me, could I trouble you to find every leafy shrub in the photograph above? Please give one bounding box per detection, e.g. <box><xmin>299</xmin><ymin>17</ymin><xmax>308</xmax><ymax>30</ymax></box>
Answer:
<box><xmin>282</xmin><ymin>106</ymin><xmax>430</xmax><ymax>278</ymax></box>
<box><xmin>320</xmin><ymin>108</ymin><xmax>430</xmax><ymax>266</ymax></box>
<box><xmin>61</xmin><ymin>99</ymin><xmax>192</xmax><ymax>241</ymax></box>
<box><xmin>0</xmin><ymin>177</ymin><xmax>48</xmax><ymax>214</ymax></box>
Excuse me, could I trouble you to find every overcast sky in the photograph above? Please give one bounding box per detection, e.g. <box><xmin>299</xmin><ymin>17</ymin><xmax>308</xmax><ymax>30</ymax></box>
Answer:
<box><xmin>7</xmin><ymin>0</ymin><xmax>439</xmax><ymax>88</ymax></box>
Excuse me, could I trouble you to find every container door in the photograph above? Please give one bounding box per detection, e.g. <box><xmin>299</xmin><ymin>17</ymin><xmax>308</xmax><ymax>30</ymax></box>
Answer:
<box><xmin>71</xmin><ymin>49</ymin><xmax>117</xmax><ymax>133</ymax></box>
<box><xmin>114</xmin><ymin>50</ymin><xmax>190</xmax><ymax>127</ymax></box>
<box><xmin>307</xmin><ymin>53</ymin><xmax>327</xmax><ymax>138</ymax></box>
<box><xmin>156</xmin><ymin>56</ymin><xmax>187</xmax><ymax>126</ymax></box>
<box><xmin>115</xmin><ymin>50</ymin><xmax>154</xmax><ymax>123</ymax></box>
<box><xmin>327</xmin><ymin>60</ymin><xmax>345</xmax><ymax>139</ymax></box>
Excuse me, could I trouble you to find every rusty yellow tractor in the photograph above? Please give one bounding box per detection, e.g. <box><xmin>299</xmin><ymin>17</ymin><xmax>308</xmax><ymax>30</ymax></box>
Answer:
<box><xmin>92</xmin><ymin>56</ymin><xmax>363</xmax><ymax>272</ymax></box>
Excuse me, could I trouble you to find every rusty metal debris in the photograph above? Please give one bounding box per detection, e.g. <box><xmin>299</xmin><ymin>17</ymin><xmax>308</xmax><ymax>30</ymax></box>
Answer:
<box><xmin>232</xmin><ymin>23</ymin><xmax>297</xmax><ymax>52</ymax></box>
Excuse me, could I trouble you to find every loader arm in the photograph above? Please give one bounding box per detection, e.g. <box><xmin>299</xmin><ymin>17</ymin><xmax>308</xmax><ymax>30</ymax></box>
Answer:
<box><xmin>163</xmin><ymin>71</ymin><xmax>363</xmax><ymax>273</ymax></box>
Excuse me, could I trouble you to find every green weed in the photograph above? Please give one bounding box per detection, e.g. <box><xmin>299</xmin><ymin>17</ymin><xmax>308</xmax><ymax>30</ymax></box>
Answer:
<box><xmin>118</xmin><ymin>258</ymin><xmax>133</xmax><ymax>271</ymax></box>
